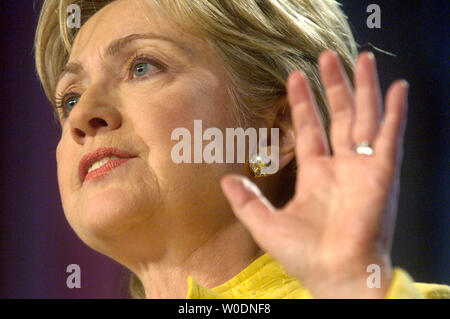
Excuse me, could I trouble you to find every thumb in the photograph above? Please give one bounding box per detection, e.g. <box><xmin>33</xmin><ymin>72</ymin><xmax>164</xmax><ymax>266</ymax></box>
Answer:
<box><xmin>221</xmin><ymin>175</ymin><xmax>275</xmax><ymax>236</ymax></box>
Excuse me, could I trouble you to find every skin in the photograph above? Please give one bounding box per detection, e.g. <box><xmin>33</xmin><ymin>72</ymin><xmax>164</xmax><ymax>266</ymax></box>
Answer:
<box><xmin>222</xmin><ymin>53</ymin><xmax>409</xmax><ymax>298</ymax></box>
<box><xmin>55</xmin><ymin>0</ymin><xmax>278</xmax><ymax>298</ymax></box>
<box><xmin>55</xmin><ymin>0</ymin><xmax>408</xmax><ymax>298</ymax></box>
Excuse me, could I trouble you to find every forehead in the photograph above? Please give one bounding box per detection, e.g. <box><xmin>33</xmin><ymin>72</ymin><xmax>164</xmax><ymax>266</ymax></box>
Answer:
<box><xmin>69</xmin><ymin>0</ymin><xmax>196</xmax><ymax>60</ymax></box>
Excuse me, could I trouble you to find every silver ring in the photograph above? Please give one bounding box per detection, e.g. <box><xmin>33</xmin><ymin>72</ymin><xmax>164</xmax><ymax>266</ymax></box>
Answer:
<box><xmin>354</xmin><ymin>141</ymin><xmax>374</xmax><ymax>156</ymax></box>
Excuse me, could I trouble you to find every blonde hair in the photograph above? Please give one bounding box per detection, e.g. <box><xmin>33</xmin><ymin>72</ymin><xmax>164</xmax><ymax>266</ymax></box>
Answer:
<box><xmin>35</xmin><ymin>0</ymin><xmax>358</xmax><ymax>298</ymax></box>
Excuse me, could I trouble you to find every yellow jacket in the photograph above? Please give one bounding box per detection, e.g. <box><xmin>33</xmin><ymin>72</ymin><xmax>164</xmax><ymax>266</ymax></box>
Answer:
<box><xmin>185</xmin><ymin>253</ymin><xmax>449</xmax><ymax>299</ymax></box>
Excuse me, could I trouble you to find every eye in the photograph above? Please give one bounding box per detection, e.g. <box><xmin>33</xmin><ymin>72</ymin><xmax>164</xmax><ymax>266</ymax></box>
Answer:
<box><xmin>55</xmin><ymin>93</ymin><xmax>80</xmax><ymax>119</ymax></box>
<box><xmin>66</xmin><ymin>96</ymin><xmax>80</xmax><ymax>112</ymax></box>
<box><xmin>128</xmin><ymin>55</ymin><xmax>165</xmax><ymax>80</ymax></box>
<box><xmin>134</xmin><ymin>62</ymin><xmax>150</xmax><ymax>77</ymax></box>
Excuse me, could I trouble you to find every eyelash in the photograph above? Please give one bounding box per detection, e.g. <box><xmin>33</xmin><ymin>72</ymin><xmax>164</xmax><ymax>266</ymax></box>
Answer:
<box><xmin>55</xmin><ymin>92</ymin><xmax>80</xmax><ymax>119</ymax></box>
<box><xmin>126</xmin><ymin>53</ymin><xmax>166</xmax><ymax>79</ymax></box>
<box><xmin>55</xmin><ymin>54</ymin><xmax>166</xmax><ymax>118</ymax></box>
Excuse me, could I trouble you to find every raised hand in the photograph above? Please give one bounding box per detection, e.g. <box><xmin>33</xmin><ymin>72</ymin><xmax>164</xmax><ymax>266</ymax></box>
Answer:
<box><xmin>221</xmin><ymin>50</ymin><xmax>409</xmax><ymax>298</ymax></box>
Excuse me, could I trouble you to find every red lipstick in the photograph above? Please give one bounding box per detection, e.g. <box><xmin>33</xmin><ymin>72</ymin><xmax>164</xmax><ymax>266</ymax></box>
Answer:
<box><xmin>84</xmin><ymin>158</ymin><xmax>131</xmax><ymax>182</ymax></box>
<box><xmin>78</xmin><ymin>147</ymin><xmax>135</xmax><ymax>183</ymax></box>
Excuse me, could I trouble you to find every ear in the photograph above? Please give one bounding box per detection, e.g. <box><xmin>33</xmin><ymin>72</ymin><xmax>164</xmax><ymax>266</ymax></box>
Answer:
<box><xmin>266</xmin><ymin>94</ymin><xmax>296</xmax><ymax>172</ymax></box>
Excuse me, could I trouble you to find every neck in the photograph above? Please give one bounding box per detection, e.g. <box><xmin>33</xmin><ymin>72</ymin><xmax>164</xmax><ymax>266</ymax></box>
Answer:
<box><xmin>135</xmin><ymin>221</ymin><xmax>263</xmax><ymax>299</ymax></box>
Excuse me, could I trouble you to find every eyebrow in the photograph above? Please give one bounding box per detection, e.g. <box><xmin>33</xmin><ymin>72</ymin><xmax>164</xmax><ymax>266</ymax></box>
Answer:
<box><xmin>106</xmin><ymin>32</ymin><xmax>194</xmax><ymax>58</ymax></box>
<box><xmin>56</xmin><ymin>32</ymin><xmax>194</xmax><ymax>87</ymax></box>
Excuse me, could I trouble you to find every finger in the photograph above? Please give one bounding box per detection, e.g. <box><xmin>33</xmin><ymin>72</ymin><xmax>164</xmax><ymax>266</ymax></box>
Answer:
<box><xmin>379</xmin><ymin>171</ymin><xmax>400</xmax><ymax>252</ymax></box>
<box><xmin>353</xmin><ymin>52</ymin><xmax>383</xmax><ymax>144</ymax></box>
<box><xmin>319</xmin><ymin>50</ymin><xmax>355</xmax><ymax>154</ymax></box>
<box><xmin>287</xmin><ymin>70</ymin><xmax>330</xmax><ymax>163</ymax></box>
<box><xmin>373</xmin><ymin>80</ymin><xmax>409</xmax><ymax>164</ymax></box>
<box><xmin>221</xmin><ymin>175</ymin><xmax>274</xmax><ymax>237</ymax></box>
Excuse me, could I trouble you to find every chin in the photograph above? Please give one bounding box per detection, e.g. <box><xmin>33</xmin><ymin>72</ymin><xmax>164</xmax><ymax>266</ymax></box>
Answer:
<box><xmin>75</xmin><ymin>186</ymin><xmax>153</xmax><ymax>239</ymax></box>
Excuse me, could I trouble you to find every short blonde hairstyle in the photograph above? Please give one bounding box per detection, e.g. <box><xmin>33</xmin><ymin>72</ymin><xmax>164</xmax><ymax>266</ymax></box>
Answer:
<box><xmin>35</xmin><ymin>0</ymin><xmax>358</xmax><ymax>298</ymax></box>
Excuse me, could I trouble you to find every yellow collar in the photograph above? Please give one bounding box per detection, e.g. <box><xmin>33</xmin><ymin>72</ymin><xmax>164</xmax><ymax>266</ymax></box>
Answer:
<box><xmin>185</xmin><ymin>253</ymin><xmax>313</xmax><ymax>299</ymax></box>
<box><xmin>184</xmin><ymin>253</ymin><xmax>450</xmax><ymax>299</ymax></box>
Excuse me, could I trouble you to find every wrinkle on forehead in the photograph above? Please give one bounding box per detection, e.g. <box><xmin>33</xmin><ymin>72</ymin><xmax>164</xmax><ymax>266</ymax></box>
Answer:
<box><xmin>59</xmin><ymin>0</ymin><xmax>230</xmax><ymax>100</ymax></box>
<box><xmin>69</xmin><ymin>0</ymin><xmax>197</xmax><ymax>60</ymax></box>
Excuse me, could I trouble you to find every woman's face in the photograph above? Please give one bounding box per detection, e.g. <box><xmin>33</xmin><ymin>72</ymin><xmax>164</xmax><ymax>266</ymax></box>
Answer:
<box><xmin>55</xmin><ymin>0</ymin><xmax>245</xmax><ymax>254</ymax></box>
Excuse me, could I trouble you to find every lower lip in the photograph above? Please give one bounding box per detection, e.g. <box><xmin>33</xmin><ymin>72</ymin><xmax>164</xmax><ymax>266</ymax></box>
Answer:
<box><xmin>84</xmin><ymin>158</ymin><xmax>132</xmax><ymax>182</ymax></box>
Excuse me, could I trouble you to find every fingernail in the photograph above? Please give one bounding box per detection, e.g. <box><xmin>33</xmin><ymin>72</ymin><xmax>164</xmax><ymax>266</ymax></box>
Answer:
<box><xmin>366</xmin><ymin>51</ymin><xmax>375</xmax><ymax>60</ymax></box>
<box><xmin>400</xmin><ymin>80</ymin><xmax>409</xmax><ymax>90</ymax></box>
<box><xmin>296</xmin><ymin>69</ymin><xmax>306</xmax><ymax>79</ymax></box>
<box><xmin>329</xmin><ymin>50</ymin><xmax>339</xmax><ymax>59</ymax></box>
<box><xmin>241</xmin><ymin>177</ymin><xmax>262</xmax><ymax>197</ymax></box>
<box><xmin>222</xmin><ymin>176</ymin><xmax>261</xmax><ymax>208</ymax></box>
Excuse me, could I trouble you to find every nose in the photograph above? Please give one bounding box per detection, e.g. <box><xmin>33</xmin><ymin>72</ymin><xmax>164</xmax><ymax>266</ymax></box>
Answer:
<box><xmin>69</xmin><ymin>87</ymin><xmax>122</xmax><ymax>144</ymax></box>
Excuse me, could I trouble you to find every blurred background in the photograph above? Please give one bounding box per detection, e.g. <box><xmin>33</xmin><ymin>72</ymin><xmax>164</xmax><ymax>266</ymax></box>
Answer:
<box><xmin>0</xmin><ymin>0</ymin><xmax>448</xmax><ymax>298</ymax></box>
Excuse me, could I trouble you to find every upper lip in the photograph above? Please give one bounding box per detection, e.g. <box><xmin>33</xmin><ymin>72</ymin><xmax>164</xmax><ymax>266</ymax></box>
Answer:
<box><xmin>78</xmin><ymin>146</ymin><xmax>135</xmax><ymax>182</ymax></box>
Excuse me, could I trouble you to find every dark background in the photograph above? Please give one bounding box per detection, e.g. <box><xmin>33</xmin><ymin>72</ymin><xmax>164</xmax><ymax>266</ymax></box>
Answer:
<box><xmin>0</xmin><ymin>1</ymin><xmax>448</xmax><ymax>298</ymax></box>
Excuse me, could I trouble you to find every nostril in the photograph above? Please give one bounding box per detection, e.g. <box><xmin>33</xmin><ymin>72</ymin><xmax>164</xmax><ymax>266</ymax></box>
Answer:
<box><xmin>88</xmin><ymin>117</ymin><xmax>108</xmax><ymax>128</ymax></box>
<box><xmin>74</xmin><ymin>127</ymin><xmax>85</xmax><ymax>138</ymax></box>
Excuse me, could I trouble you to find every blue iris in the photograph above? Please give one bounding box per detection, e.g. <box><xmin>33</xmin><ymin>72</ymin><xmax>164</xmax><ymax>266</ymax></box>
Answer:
<box><xmin>66</xmin><ymin>96</ymin><xmax>80</xmax><ymax>112</ymax></box>
<box><xmin>134</xmin><ymin>62</ymin><xmax>149</xmax><ymax>77</ymax></box>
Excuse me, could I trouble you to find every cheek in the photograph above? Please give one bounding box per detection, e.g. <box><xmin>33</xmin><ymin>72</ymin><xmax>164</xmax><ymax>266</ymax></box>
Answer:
<box><xmin>130</xmin><ymin>75</ymin><xmax>236</xmax><ymax>144</ymax></box>
<box><xmin>130</xmin><ymin>80</ymin><xmax>235</xmax><ymax>184</ymax></box>
<box><xmin>56</xmin><ymin>138</ymin><xmax>68</xmax><ymax>190</ymax></box>
<box><xmin>126</xmin><ymin>77</ymin><xmax>242</xmax><ymax>199</ymax></box>
<box><xmin>56</xmin><ymin>135</ymin><xmax>78</xmax><ymax>214</ymax></box>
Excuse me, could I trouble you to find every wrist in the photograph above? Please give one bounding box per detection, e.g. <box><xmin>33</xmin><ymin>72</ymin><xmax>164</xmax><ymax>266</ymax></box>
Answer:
<box><xmin>304</xmin><ymin>259</ymin><xmax>393</xmax><ymax>298</ymax></box>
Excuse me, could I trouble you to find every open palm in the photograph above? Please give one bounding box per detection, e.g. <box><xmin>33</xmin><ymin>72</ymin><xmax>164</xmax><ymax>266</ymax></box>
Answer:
<box><xmin>221</xmin><ymin>50</ymin><xmax>409</xmax><ymax>298</ymax></box>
